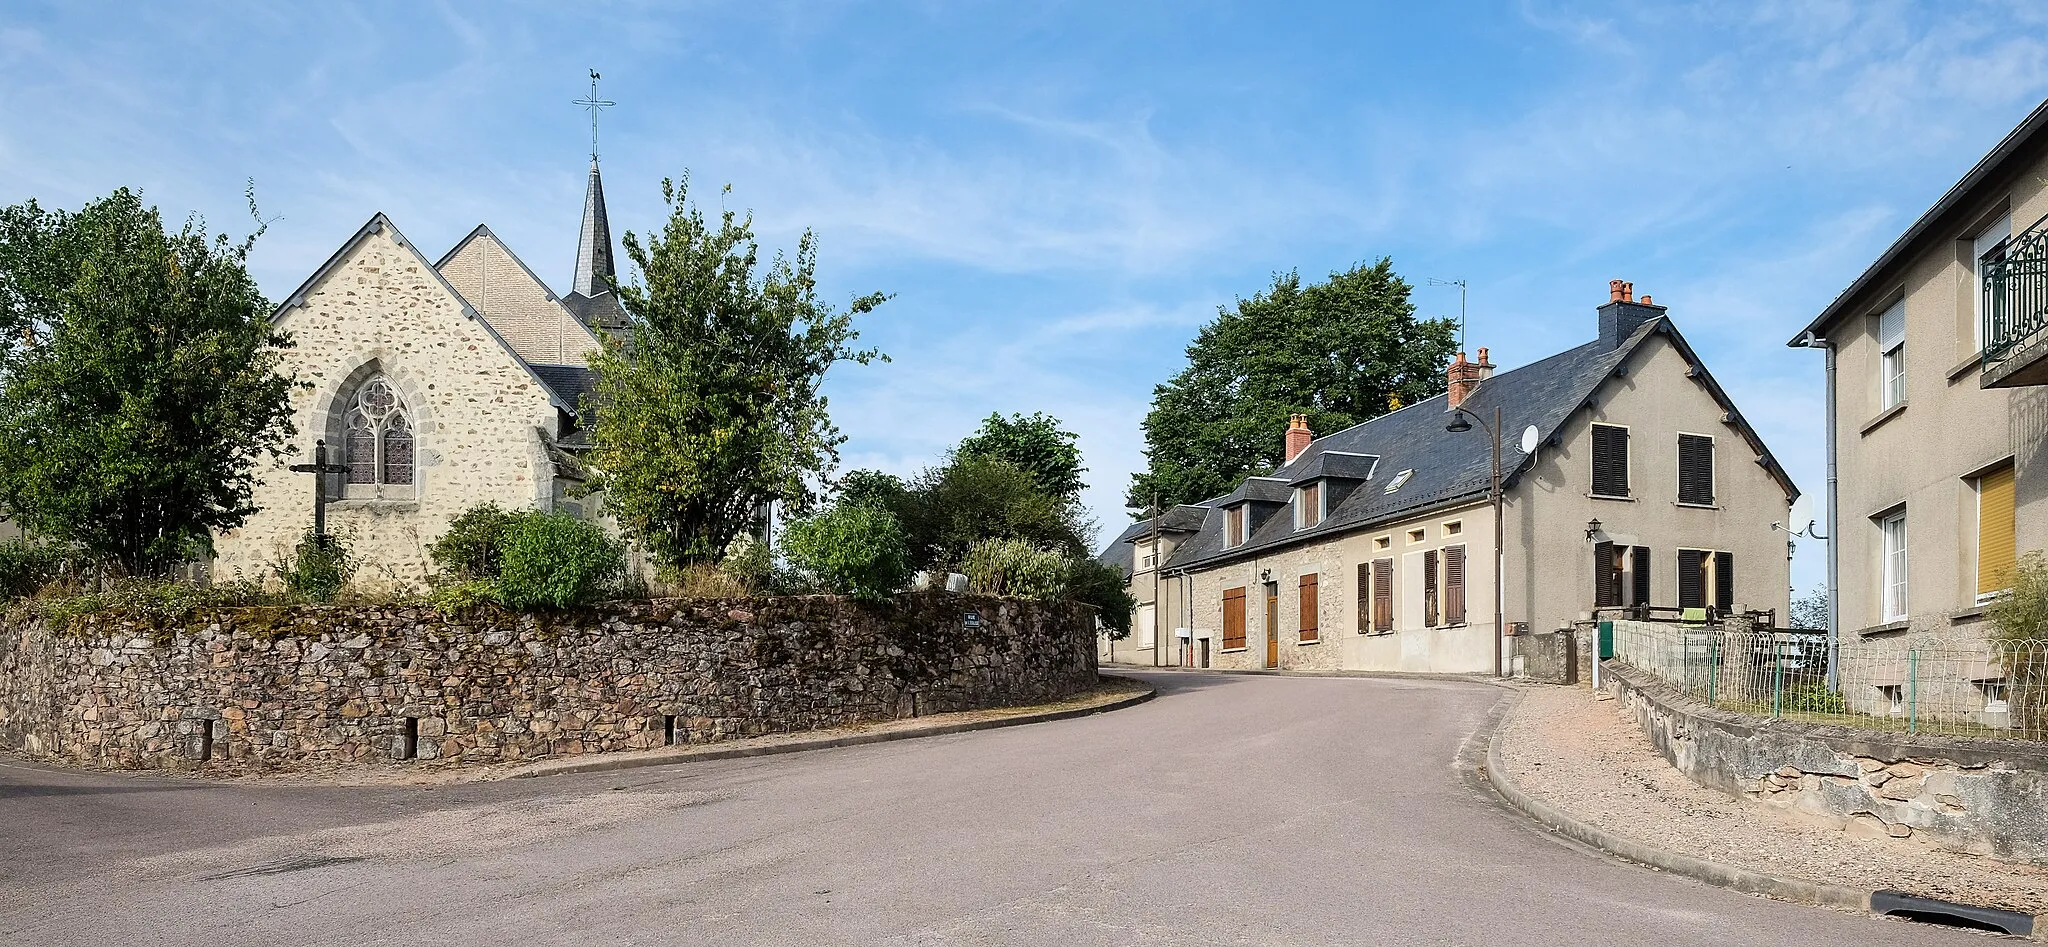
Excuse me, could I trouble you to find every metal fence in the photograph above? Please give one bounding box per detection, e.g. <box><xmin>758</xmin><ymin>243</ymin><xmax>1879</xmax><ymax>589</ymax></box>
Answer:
<box><xmin>1608</xmin><ymin>620</ymin><xmax>2048</xmax><ymax>742</ymax></box>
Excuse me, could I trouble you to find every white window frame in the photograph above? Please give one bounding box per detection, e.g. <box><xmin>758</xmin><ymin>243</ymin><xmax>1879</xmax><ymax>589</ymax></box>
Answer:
<box><xmin>1879</xmin><ymin>509</ymin><xmax>1908</xmax><ymax>622</ymax></box>
<box><xmin>1973</xmin><ymin>212</ymin><xmax>2011</xmax><ymax>352</ymax></box>
<box><xmin>1879</xmin><ymin>684</ymin><xmax>1906</xmax><ymax>716</ymax></box>
<box><xmin>1983</xmin><ymin>681</ymin><xmax>2010</xmax><ymax>715</ymax></box>
<box><xmin>1294</xmin><ymin>481</ymin><xmax>1325</xmax><ymax>530</ymax></box>
<box><xmin>1877</xmin><ymin>298</ymin><xmax>1906</xmax><ymax>411</ymax></box>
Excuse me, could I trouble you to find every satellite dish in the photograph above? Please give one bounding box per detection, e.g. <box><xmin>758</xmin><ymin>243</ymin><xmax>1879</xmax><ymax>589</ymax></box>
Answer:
<box><xmin>1519</xmin><ymin>425</ymin><xmax>1540</xmax><ymax>454</ymax></box>
<box><xmin>1789</xmin><ymin>495</ymin><xmax>1813</xmax><ymax>534</ymax></box>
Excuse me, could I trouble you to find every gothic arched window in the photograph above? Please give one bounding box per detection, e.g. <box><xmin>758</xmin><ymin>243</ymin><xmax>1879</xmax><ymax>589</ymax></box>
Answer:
<box><xmin>341</xmin><ymin>376</ymin><xmax>415</xmax><ymax>497</ymax></box>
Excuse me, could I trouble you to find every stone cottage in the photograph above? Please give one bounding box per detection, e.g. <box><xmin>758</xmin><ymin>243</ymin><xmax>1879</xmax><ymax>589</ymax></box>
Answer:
<box><xmin>1102</xmin><ymin>282</ymin><xmax>1800</xmax><ymax>674</ymax></box>
<box><xmin>210</xmin><ymin>159</ymin><xmax>627</xmax><ymax>589</ymax></box>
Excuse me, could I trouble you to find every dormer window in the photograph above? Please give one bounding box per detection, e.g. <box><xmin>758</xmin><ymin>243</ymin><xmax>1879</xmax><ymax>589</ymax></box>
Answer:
<box><xmin>1225</xmin><ymin>504</ymin><xmax>1247</xmax><ymax>548</ymax></box>
<box><xmin>1296</xmin><ymin>481</ymin><xmax>1324</xmax><ymax>529</ymax></box>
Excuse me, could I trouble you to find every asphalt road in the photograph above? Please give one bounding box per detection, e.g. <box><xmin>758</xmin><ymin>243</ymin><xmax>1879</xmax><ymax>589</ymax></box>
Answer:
<box><xmin>0</xmin><ymin>671</ymin><xmax>1999</xmax><ymax>946</ymax></box>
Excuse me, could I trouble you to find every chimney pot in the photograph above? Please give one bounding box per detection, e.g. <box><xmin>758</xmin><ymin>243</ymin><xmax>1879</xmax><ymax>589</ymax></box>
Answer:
<box><xmin>1284</xmin><ymin>413</ymin><xmax>1314</xmax><ymax>463</ymax></box>
<box><xmin>1640</xmin><ymin>294</ymin><xmax>1652</xmax><ymax>306</ymax></box>
<box><xmin>1609</xmin><ymin>279</ymin><xmax>1625</xmax><ymax>303</ymax></box>
<box><xmin>1475</xmin><ymin>346</ymin><xmax>1495</xmax><ymax>381</ymax></box>
<box><xmin>1621</xmin><ymin>281</ymin><xmax>1634</xmax><ymax>303</ymax></box>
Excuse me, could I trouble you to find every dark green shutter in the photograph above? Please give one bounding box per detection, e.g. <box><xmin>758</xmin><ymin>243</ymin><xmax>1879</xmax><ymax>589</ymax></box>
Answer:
<box><xmin>1714</xmin><ymin>551</ymin><xmax>1735</xmax><ymax>611</ymax></box>
<box><xmin>1631</xmin><ymin>546</ymin><xmax>1651</xmax><ymax>607</ymax></box>
<box><xmin>1592</xmin><ymin>425</ymin><xmax>1629</xmax><ymax>497</ymax></box>
<box><xmin>1678</xmin><ymin>434</ymin><xmax>1715</xmax><ymax>505</ymax></box>
<box><xmin>1594</xmin><ymin>541</ymin><xmax>1618</xmax><ymax>608</ymax></box>
<box><xmin>1678</xmin><ymin>549</ymin><xmax>1706</xmax><ymax>609</ymax></box>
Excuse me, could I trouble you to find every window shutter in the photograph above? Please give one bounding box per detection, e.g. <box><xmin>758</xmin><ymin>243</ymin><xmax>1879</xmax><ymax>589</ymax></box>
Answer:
<box><xmin>1978</xmin><ymin>466</ymin><xmax>2017</xmax><ymax>596</ymax></box>
<box><xmin>1593</xmin><ymin>541</ymin><xmax>1618</xmax><ymax>608</ymax></box>
<box><xmin>1299</xmin><ymin>573</ymin><xmax>1319</xmax><ymax>641</ymax></box>
<box><xmin>1223</xmin><ymin>588</ymin><xmax>1246</xmax><ymax>650</ymax></box>
<box><xmin>1592</xmin><ymin>425</ymin><xmax>1629</xmax><ymax>497</ymax></box>
<box><xmin>1372</xmin><ymin>558</ymin><xmax>1393</xmax><ymax>633</ymax></box>
<box><xmin>1300</xmin><ymin>482</ymin><xmax>1321</xmax><ymax>528</ymax></box>
<box><xmin>1631</xmin><ymin>546</ymin><xmax>1651</xmax><ymax>607</ymax></box>
<box><xmin>1423</xmin><ymin>549</ymin><xmax>1439</xmax><ymax>627</ymax></box>
<box><xmin>1356</xmin><ymin>562</ymin><xmax>1371</xmax><ymax>631</ymax></box>
<box><xmin>1677</xmin><ymin>434</ymin><xmax>1715</xmax><ymax>505</ymax></box>
<box><xmin>1877</xmin><ymin>299</ymin><xmax>1905</xmax><ymax>353</ymax></box>
<box><xmin>1444</xmin><ymin>545</ymin><xmax>1466</xmax><ymax>626</ymax></box>
<box><xmin>1714</xmin><ymin>551</ymin><xmax>1735</xmax><ymax>611</ymax></box>
<box><xmin>1678</xmin><ymin>549</ymin><xmax>1705</xmax><ymax>609</ymax></box>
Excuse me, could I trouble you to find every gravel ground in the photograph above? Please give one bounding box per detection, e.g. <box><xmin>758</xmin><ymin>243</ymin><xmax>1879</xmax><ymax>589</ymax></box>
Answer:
<box><xmin>1496</xmin><ymin>683</ymin><xmax>2048</xmax><ymax>916</ymax></box>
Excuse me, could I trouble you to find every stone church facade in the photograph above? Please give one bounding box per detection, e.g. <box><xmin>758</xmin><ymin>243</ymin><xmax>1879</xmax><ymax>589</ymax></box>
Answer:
<box><xmin>211</xmin><ymin>162</ymin><xmax>628</xmax><ymax>590</ymax></box>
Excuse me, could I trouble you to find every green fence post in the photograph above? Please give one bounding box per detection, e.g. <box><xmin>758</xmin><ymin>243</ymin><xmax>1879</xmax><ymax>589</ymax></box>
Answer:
<box><xmin>1772</xmin><ymin>636</ymin><xmax>1784</xmax><ymax>720</ymax></box>
<box><xmin>1908</xmin><ymin>649</ymin><xmax>1919</xmax><ymax>736</ymax></box>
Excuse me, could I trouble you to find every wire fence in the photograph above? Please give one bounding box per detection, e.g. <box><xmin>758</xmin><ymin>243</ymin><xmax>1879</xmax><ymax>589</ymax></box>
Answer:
<box><xmin>1608</xmin><ymin>619</ymin><xmax>2048</xmax><ymax>742</ymax></box>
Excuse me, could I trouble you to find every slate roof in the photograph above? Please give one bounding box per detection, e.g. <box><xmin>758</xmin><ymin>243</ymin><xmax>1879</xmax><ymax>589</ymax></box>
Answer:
<box><xmin>1282</xmin><ymin>450</ymin><xmax>1378</xmax><ymax>485</ymax></box>
<box><xmin>530</xmin><ymin>364</ymin><xmax>598</xmax><ymax>412</ymax></box>
<box><xmin>563</xmin><ymin>291</ymin><xmax>632</xmax><ymax>334</ymax></box>
<box><xmin>1140</xmin><ymin>316</ymin><xmax>1798</xmax><ymax>573</ymax></box>
<box><xmin>1096</xmin><ymin>505</ymin><xmax>1209</xmax><ymax>577</ymax></box>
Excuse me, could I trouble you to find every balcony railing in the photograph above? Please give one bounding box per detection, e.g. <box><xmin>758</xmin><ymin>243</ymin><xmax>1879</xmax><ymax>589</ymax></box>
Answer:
<box><xmin>1983</xmin><ymin>226</ymin><xmax>2048</xmax><ymax>387</ymax></box>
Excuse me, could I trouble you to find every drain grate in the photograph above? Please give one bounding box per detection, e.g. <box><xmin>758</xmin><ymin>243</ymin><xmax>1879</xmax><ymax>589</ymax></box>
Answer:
<box><xmin>1872</xmin><ymin>890</ymin><xmax>2034</xmax><ymax>937</ymax></box>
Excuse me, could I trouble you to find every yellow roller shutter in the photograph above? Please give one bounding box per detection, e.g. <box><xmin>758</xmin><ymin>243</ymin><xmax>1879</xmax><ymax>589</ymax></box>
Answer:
<box><xmin>1978</xmin><ymin>466</ymin><xmax>2017</xmax><ymax>597</ymax></box>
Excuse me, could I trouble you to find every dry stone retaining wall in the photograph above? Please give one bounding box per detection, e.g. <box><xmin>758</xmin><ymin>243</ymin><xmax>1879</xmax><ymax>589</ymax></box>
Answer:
<box><xmin>0</xmin><ymin>593</ymin><xmax>1097</xmax><ymax>773</ymax></box>
<box><xmin>1608</xmin><ymin>662</ymin><xmax>2048</xmax><ymax>864</ymax></box>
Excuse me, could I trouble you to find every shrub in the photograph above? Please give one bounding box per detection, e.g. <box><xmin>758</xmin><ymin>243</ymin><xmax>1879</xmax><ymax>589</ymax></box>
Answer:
<box><xmin>494</xmin><ymin>512</ymin><xmax>623</xmax><ymax>610</ymax></box>
<box><xmin>781</xmin><ymin>504</ymin><xmax>912</xmax><ymax>604</ymax></box>
<box><xmin>273</xmin><ymin>529</ymin><xmax>356</xmax><ymax>604</ymax></box>
<box><xmin>664</xmin><ymin>562</ymin><xmax>754</xmax><ymax>599</ymax></box>
<box><xmin>35</xmin><ymin>578</ymin><xmax>275</xmax><ymax>627</ymax></box>
<box><xmin>962</xmin><ymin>537</ymin><xmax>1070</xmax><ymax>600</ymax></box>
<box><xmin>428</xmin><ymin>503</ymin><xmax>521</xmax><ymax>581</ymax></box>
<box><xmin>0</xmin><ymin>541</ymin><xmax>72</xmax><ymax>600</ymax></box>
<box><xmin>426</xmin><ymin>579</ymin><xmax>503</xmax><ymax>612</ymax></box>
<box><xmin>1990</xmin><ymin>552</ymin><xmax>2048</xmax><ymax>734</ymax></box>
<box><xmin>1067</xmin><ymin>557</ymin><xmax>1138</xmax><ymax>639</ymax></box>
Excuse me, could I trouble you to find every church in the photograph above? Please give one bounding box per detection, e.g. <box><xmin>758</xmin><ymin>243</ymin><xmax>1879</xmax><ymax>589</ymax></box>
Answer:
<box><xmin>210</xmin><ymin>157</ymin><xmax>630</xmax><ymax>589</ymax></box>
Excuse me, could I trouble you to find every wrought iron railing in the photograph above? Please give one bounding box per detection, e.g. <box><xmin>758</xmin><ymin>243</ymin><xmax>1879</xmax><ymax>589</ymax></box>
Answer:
<box><xmin>1983</xmin><ymin>226</ymin><xmax>2048</xmax><ymax>376</ymax></box>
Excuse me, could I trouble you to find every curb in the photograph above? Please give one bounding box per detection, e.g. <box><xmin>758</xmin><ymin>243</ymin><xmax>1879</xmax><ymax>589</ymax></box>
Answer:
<box><xmin>1482</xmin><ymin>689</ymin><xmax>1873</xmax><ymax>912</ymax></box>
<box><xmin>1480</xmin><ymin>689</ymin><xmax>2048</xmax><ymax>939</ymax></box>
<box><xmin>508</xmin><ymin>678</ymin><xmax>1158</xmax><ymax>780</ymax></box>
<box><xmin>1102</xmin><ymin>663</ymin><xmax>1505</xmax><ymax>686</ymax></box>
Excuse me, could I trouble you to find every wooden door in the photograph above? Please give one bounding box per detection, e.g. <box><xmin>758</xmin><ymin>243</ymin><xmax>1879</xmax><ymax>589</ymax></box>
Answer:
<box><xmin>1263</xmin><ymin>582</ymin><xmax>1280</xmax><ymax>668</ymax></box>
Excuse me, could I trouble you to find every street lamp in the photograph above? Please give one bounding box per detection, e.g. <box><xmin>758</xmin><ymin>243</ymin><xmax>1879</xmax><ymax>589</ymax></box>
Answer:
<box><xmin>1447</xmin><ymin>405</ymin><xmax>1506</xmax><ymax>677</ymax></box>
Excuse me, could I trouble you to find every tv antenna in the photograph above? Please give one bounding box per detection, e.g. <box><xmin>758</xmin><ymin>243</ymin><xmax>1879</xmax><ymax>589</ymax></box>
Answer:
<box><xmin>573</xmin><ymin>69</ymin><xmax>615</xmax><ymax>162</ymax></box>
<box><xmin>1428</xmin><ymin>277</ymin><xmax>1467</xmax><ymax>348</ymax></box>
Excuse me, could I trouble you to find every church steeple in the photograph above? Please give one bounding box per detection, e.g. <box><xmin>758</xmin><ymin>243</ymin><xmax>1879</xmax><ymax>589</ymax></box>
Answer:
<box><xmin>571</xmin><ymin>159</ymin><xmax>615</xmax><ymax>298</ymax></box>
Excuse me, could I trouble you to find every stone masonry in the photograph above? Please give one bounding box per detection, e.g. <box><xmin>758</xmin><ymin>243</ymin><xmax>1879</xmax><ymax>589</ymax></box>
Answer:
<box><xmin>0</xmin><ymin>593</ymin><xmax>1098</xmax><ymax>773</ymax></box>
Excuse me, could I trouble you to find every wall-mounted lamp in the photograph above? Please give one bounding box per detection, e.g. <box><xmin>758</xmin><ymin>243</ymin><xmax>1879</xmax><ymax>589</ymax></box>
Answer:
<box><xmin>1585</xmin><ymin>518</ymin><xmax>1603</xmax><ymax>541</ymax></box>
<box><xmin>1260</xmin><ymin>568</ymin><xmax>1273</xmax><ymax>582</ymax></box>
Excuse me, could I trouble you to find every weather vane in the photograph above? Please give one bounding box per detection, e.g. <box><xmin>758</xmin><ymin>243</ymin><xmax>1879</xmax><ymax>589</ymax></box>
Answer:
<box><xmin>573</xmin><ymin>69</ymin><xmax>615</xmax><ymax>161</ymax></box>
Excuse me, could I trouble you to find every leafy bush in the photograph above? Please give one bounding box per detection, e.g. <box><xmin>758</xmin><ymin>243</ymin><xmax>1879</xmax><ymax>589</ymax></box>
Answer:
<box><xmin>495</xmin><ymin>512</ymin><xmax>624</xmax><ymax>610</ymax></box>
<box><xmin>1067</xmin><ymin>557</ymin><xmax>1138</xmax><ymax>639</ymax></box>
<box><xmin>664</xmin><ymin>562</ymin><xmax>754</xmax><ymax>599</ymax></box>
<box><xmin>428</xmin><ymin>503</ymin><xmax>521</xmax><ymax>581</ymax></box>
<box><xmin>1990</xmin><ymin>552</ymin><xmax>2048</xmax><ymax>734</ymax></box>
<box><xmin>962</xmin><ymin>538</ymin><xmax>1070</xmax><ymax>600</ymax></box>
<box><xmin>0</xmin><ymin>541</ymin><xmax>73</xmax><ymax>600</ymax></box>
<box><xmin>426</xmin><ymin>579</ymin><xmax>503</xmax><ymax>612</ymax></box>
<box><xmin>36</xmin><ymin>578</ymin><xmax>276</xmax><ymax>627</ymax></box>
<box><xmin>781</xmin><ymin>503</ymin><xmax>912</xmax><ymax>604</ymax></box>
<box><xmin>272</xmin><ymin>529</ymin><xmax>355</xmax><ymax>604</ymax></box>
<box><xmin>1781</xmin><ymin>682</ymin><xmax>1848</xmax><ymax>716</ymax></box>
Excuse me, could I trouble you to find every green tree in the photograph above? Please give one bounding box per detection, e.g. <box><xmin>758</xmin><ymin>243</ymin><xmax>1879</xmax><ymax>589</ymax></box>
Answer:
<box><xmin>1128</xmin><ymin>259</ymin><xmax>1457</xmax><ymax>510</ymax></box>
<box><xmin>0</xmin><ymin>189</ymin><xmax>296</xmax><ymax>576</ymax></box>
<box><xmin>909</xmin><ymin>453</ymin><xmax>1091</xmax><ymax>572</ymax></box>
<box><xmin>1789</xmin><ymin>585</ymin><xmax>1829</xmax><ymax>630</ymax></box>
<box><xmin>956</xmin><ymin>411</ymin><xmax>1086</xmax><ymax>502</ymax></box>
<box><xmin>587</xmin><ymin>175</ymin><xmax>887</xmax><ymax>569</ymax></box>
<box><xmin>781</xmin><ymin>502</ymin><xmax>912</xmax><ymax>604</ymax></box>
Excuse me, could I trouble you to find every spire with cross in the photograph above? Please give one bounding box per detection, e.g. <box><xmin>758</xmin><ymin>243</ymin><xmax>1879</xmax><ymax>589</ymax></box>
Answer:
<box><xmin>568</xmin><ymin>69</ymin><xmax>623</xmax><ymax>317</ymax></box>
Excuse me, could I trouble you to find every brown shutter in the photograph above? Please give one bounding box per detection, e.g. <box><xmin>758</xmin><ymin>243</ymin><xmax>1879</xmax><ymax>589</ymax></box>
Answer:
<box><xmin>1678</xmin><ymin>434</ymin><xmax>1715</xmax><ymax>505</ymax></box>
<box><xmin>1299</xmin><ymin>573</ymin><xmax>1319</xmax><ymax>642</ymax></box>
<box><xmin>1356</xmin><ymin>562</ymin><xmax>1371</xmax><ymax>631</ymax></box>
<box><xmin>1372</xmin><ymin>558</ymin><xmax>1393</xmax><ymax>633</ymax></box>
<box><xmin>1423</xmin><ymin>549</ymin><xmax>1440</xmax><ymax>627</ymax></box>
<box><xmin>1444</xmin><ymin>545</ymin><xmax>1466</xmax><ymax>626</ymax></box>
<box><xmin>1301</xmin><ymin>482</ymin><xmax>1321</xmax><ymax>528</ymax></box>
<box><xmin>1592</xmin><ymin>425</ymin><xmax>1629</xmax><ymax>497</ymax></box>
<box><xmin>1593</xmin><ymin>540</ymin><xmax>1618</xmax><ymax>608</ymax></box>
<box><xmin>1631</xmin><ymin>546</ymin><xmax>1651</xmax><ymax>607</ymax></box>
<box><xmin>1677</xmin><ymin>549</ymin><xmax>1705</xmax><ymax>609</ymax></box>
<box><xmin>1222</xmin><ymin>587</ymin><xmax>1247</xmax><ymax>650</ymax></box>
<box><xmin>1714</xmin><ymin>551</ymin><xmax>1735</xmax><ymax>611</ymax></box>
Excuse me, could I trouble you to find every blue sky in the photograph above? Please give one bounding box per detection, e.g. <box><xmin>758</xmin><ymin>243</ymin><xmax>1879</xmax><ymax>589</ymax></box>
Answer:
<box><xmin>6</xmin><ymin>1</ymin><xmax>2048</xmax><ymax>594</ymax></box>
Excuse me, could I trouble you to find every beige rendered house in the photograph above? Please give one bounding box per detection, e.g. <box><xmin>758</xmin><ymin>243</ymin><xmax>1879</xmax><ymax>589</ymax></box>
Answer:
<box><xmin>1788</xmin><ymin>98</ymin><xmax>2048</xmax><ymax>650</ymax></box>
<box><xmin>1103</xmin><ymin>283</ymin><xmax>1799</xmax><ymax>674</ymax></box>
<box><xmin>209</xmin><ymin>160</ymin><xmax>626</xmax><ymax>589</ymax></box>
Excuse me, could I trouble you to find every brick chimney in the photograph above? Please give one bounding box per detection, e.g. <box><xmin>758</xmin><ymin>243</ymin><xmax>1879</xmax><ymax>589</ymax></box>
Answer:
<box><xmin>1447</xmin><ymin>351</ymin><xmax>1481</xmax><ymax>409</ymax></box>
<box><xmin>1284</xmin><ymin>414</ymin><xmax>1313</xmax><ymax>463</ymax></box>
<box><xmin>1597</xmin><ymin>278</ymin><xmax>1667</xmax><ymax>349</ymax></box>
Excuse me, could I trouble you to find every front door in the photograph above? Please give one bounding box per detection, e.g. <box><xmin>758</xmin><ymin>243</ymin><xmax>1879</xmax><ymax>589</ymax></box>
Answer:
<box><xmin>1264</xmin><ymin>581</ymin><xmax>1280</xmax><ymax>668</ymax></box>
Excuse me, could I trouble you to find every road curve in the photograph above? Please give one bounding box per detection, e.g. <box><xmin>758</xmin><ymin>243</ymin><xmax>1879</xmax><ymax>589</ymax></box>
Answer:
<box><xmin>0</xmin><ymin>671</ymin><xmax>1991</xmax><ymax>946</ymax></box>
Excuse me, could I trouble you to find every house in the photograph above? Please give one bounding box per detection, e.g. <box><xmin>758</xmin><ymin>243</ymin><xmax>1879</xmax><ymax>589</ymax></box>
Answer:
<box><xmin>209</xmin><ymin>157</ymin><xmax>625</xmax><ymax>589</ymax></box>
<box><xmin>1102</xmin><ymin>282</ymin><xmax>1798</xmax><ymax>674</ymax></box>
<box><xmin>1787</xmin><ymin>98</ymin><xmax>2048</xmax><ymax>649</ymax></box>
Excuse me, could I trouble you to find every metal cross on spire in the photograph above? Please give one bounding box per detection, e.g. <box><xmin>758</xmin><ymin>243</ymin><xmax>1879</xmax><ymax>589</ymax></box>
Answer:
<box><xmin>573</xmin><ymin>69</ymin><xmax>615</xmax><ymax>162</ymax></box>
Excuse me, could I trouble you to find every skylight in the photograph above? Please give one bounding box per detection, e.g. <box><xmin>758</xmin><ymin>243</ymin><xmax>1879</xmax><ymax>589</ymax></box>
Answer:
<box><xmin>1384</xmin><ymin>469</ymin><xmax>1414</xmax><ymax>494</ymax></box>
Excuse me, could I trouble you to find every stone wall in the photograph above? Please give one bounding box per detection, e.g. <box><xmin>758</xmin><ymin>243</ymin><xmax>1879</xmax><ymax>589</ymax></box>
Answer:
<box><xmin>0</xmin><ymin>593</ymin><xmax>1098</xmax><ymax>773</ymax></box>
<box><xmin>1511</xmin><ymin>629</ymin><xmax>1577</xmax><ymax>685</ymax></box>
<box><xmin>1608</xmin><ymin>662</ymin><xmax>2048</xmax><ymax>864</ymax></box>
